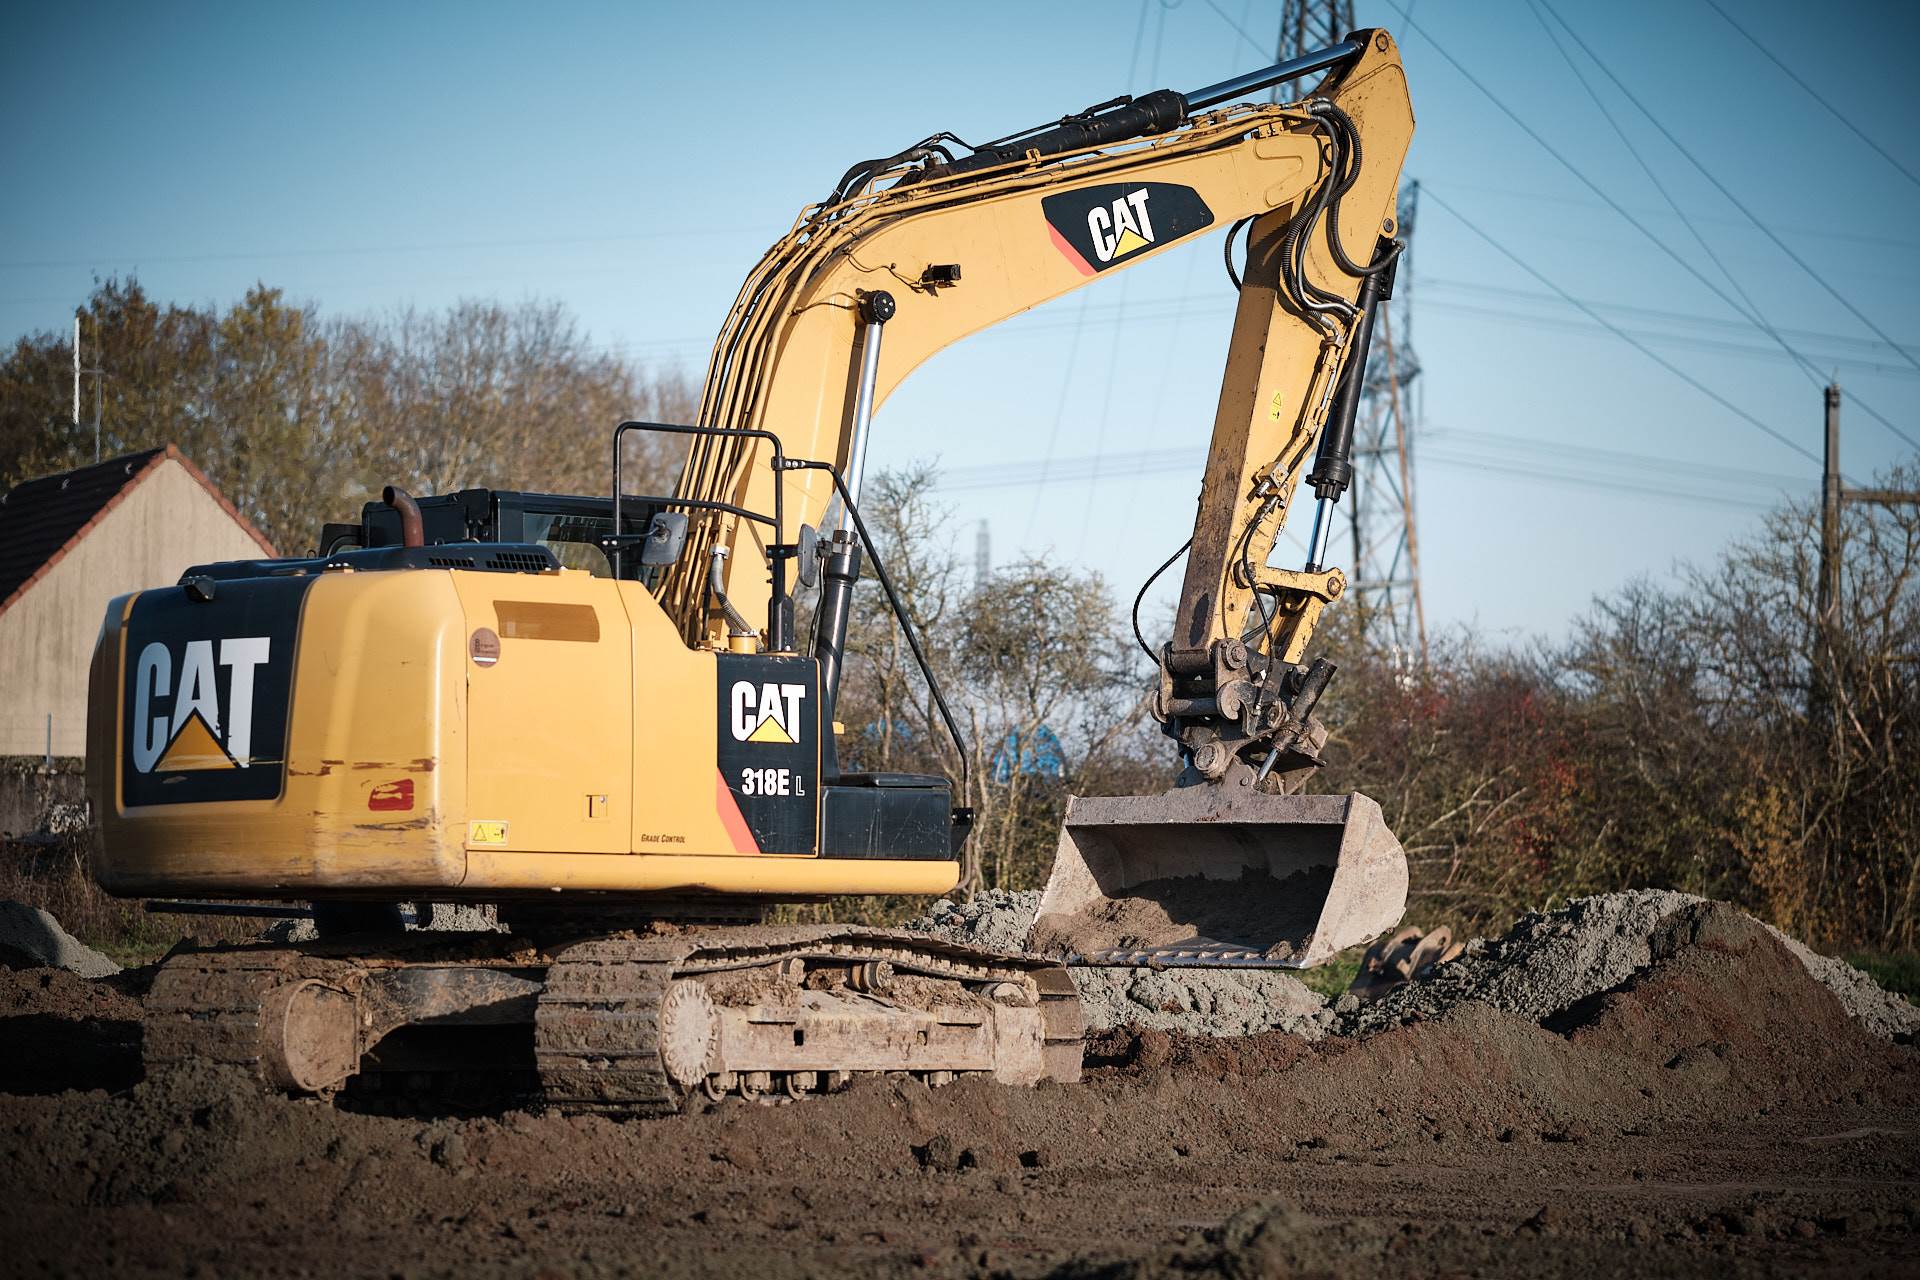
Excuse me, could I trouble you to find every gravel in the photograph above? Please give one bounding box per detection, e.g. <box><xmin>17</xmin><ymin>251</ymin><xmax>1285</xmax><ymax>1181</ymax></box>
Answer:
<box><xmin>907</xmin><ymin>889</ymin><xmax>1330</xmax><ymax>1038</ymax></box>
<box><xmin>906</xmin><ymin>890</ymin><xmax>1043</xmax><ymax>956</ymax></box>
<box><xmin>0</xmin><ymin>900</ymin><xmax>120</xmax><ymax>978</ymax></box>
<box><xmin>259</xmin><ymin>901</ymin><xmax>508</xmax><ymax>945</ymax></box>
<box><xmin>1345</xmin><ymin>889</ymin><xmax>1920</xmax><ymax>1042</ymax></box>
<box><xmin>1070</xmin><ymin>966</ymin><xmax>1330</xmax><ymax>1038</ymax></box>
<box><xmin>908</xmin><ymin>885</ymin><xmax>1919</xmax><ymax>1044</ymax></box>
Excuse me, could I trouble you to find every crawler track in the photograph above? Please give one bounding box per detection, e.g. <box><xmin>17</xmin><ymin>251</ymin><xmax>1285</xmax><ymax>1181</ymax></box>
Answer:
<box><xmin>142</xmin><ymin>926</ymin><xmax>1083</xmax><ymax>1112</ymax></box>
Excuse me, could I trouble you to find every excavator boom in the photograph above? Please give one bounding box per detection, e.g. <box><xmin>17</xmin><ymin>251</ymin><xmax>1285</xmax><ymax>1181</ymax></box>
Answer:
<box><xmin>673</xmin><ymin>31</ymin><xmax>1416</xmax><ymax>967</ymax></box>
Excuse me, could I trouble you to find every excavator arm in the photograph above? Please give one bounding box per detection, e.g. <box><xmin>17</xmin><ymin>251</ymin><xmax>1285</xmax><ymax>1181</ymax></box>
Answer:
<box><xmin>667</xmin><ymin>31</ymin><xmax>1411</xmax><ymax>787</ymax></box>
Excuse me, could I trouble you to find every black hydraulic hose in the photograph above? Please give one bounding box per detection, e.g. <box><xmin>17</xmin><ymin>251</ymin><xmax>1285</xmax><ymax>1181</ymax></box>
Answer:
<box><xmin>1223</xmin><ymin>217</ymin><xmax>1252</xmax><ymax>290</ymax></box>
<box><xmin>1277</xmin><ymin>108</ymin><xmax>1357</xmax><ymax>318</ymax></box>
<box><xmin>1131</xmin><ymin>536</ymin><xmax>1193</xmax><ymax>660</ymax></box>
<box><xmin>1282</xmin><ymin>128</ymin><xmax>1355</xmax><ymax>320</ymax></box>
<box><xmin>788</xmin><ymin>460</ymin><xmax>970</xmax><ymax>797</ymax></box>
<box><xmin>1309</xmin><ymin>102</ymin><xmax>1403</xmax><ymax>280</ymax></box>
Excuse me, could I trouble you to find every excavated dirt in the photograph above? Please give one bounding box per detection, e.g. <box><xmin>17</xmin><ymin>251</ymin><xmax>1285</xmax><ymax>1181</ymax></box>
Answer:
<box><xmin>1027</xmin><ymin>866</ymin><xmax>1335</xmax><ymax>960</ymax></box>
<box><xmin>912</xmin><ymin>886</ymin><xmax>1333</xmax><ymax>1037</ymax></box>
<box><xmin>1</xmin><ymin>898</ymin><xmax>1916</xmax><ymax>1278</ymax></box>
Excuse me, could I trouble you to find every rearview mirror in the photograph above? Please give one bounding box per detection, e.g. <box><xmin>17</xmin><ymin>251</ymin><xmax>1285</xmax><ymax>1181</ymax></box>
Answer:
<box><xmin>640</xmin><ymin>511</ymin><xmax>689</xmax><ymax>566</ymax></box>
<box><xmin>795</xmin><ymin>523</ymin><xmax>821</xmax><ymax>589</ymax></box>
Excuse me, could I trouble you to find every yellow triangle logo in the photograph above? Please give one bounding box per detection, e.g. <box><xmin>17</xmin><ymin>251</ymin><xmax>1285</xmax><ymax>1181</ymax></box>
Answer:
<box><xmin>746</xmin><ymin>714</ymin><xmax>795</xmax><ymax>745</ymax></box>
<box><xmin>1113</xmin><ymin>227</ymin><xmax>1151</xmax><ymax>258</ymax></box>
<box><xmin>155</xmin><ymin>711</ymin><xmax>238</xmax><ymax>772</ymax></box>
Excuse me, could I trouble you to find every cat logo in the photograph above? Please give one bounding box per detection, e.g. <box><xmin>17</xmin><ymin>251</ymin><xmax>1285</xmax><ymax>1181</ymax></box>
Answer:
<box><xmin>129</xmin><ymin>637</ymin><xmax>272</xmax><ymax>773</ymax></box>
<box><xmin>729</xmin><ymin>681</ymin><xmax>808</xmax><ymax>745</ymax></box>
<box><xmin>1042</xmin><ymin>181</ymin><xmax>1214</xmax><ymax>276</ymax></box>
<box><xmin>1087</xmin><ymin>188</ymin><xmax>1156</xmax><ymax>264</ymax></box>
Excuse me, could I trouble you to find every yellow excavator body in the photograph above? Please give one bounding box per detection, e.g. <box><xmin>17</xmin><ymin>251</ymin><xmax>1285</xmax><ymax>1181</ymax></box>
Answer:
<box><xmin>85</xmin><ymin>32</ymin><xmax>1415</xmax><ymax>1108</ymax></box>
<box><xmin>90</xmin><ymin>566</ymin><xmax>955</xmax><ymax>900</ymax></box>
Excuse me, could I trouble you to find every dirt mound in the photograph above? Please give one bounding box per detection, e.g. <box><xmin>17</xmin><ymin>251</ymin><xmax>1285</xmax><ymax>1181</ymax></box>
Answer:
<box><xmin>1069</xmin><ymin>965</ymin><xmax>1329</xmax><ymax>1038</ymax></box>
<box><xmin>3</xmin><ymin>896</ymin><xmax>1915</xmax><ymax>1278</ymax></box>
<box><xmin>1761</xmin><ymin>923</ymin><xmax>1920</xmax><ymax>1042</ymax></box>
<box><xmin>1347</xmin><ymin>890</ymin><xmax>1920</xmax><ymax>1043</ymax></box>
<box><xmin>0</xmin><ymin>899</ymin><xmax>119</xmax><ymax>977</ymax></box>
<box><xmin>908</xmin><ymin>889</ymin><xmax>1042</xmax><ymax>954</ymax></box>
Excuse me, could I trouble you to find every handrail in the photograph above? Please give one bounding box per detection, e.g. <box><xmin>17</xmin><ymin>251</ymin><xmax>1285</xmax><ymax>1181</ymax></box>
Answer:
<box><xmin>785</xmin><ymin>457</ymin><xmax>971</xmax><ymax>799</ymax></box>
<box><xmin>612</xmin><ymin>420</ymin><xmax>790</xmax><ymax>648</ymax></box>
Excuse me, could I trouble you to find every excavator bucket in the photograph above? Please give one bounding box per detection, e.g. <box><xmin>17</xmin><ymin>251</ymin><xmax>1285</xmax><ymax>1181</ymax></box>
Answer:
<box><xmin>1026</xmin><ymin>790</ymin><xmax>1407</xmax><ymax>969</ymax></box>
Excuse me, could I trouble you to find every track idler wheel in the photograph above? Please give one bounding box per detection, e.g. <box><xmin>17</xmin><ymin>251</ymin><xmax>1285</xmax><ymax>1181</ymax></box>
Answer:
<box><xmin>659</xmin><ymin>981</ymin><xmax>718</xmax><ymax>1090</ymax></box>
<box><xmin>259</xmin><ymin>980</ymin><xmax>359</xmax><ymax>1094</ymax></box>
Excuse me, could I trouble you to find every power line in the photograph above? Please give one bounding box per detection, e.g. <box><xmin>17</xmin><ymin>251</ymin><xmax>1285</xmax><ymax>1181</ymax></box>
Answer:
<box><xmin>1421</xmin><ymin>187</ymin><xmax>1821</xmax><ymax>468</ymax></box>
<box><xmin>1423</xmin><ymin>277</ymin><xmax>1918</xmax><ymax>360</ymax></box>
<box><xmin>1440</xmin><ymin>180</ymin><xmax>1920</xmax><ymax>253</ymax></box>
<box><xmin>1385</xmin><ymin>0</ymin><xmax>1919</xmax><ymax>456</ymax></box>
<box><xmin>1424</xmin><ymin>298</ymin><xmax>1920</xmax><ymax>381</ymax></box>
<box><xmin>1525</xmin><ymin>0</ymin><xmax>1823</xmax><ymax>394</ymax></box>
<box><xmin>0</xmin><ymin>227</ymin><xmax>762</xmax><ymax>274</ymax></box>
<box><xmin>1699</xmin><ymin>0</ymin><xmax>1920</xmax><ymax>194</ymax></box>
<box><xmin>1425</xmin><ymin>426</ymin><xmax>1803</xmax><ymax>492</ymax></box>
<box><xmin>1533</xmin><ymin>0</ymin><xmax>1920</xmax><ymax>447</ymax></box>
<box><xmin>931</xmin><ymin>436</ymin><xmax>1800</xmax><ymax>511</ymax></box>
<box><xmin>1201</xmin><ymin>0</ymin><xmax>1272</xmax><ymax>59</ymax></box>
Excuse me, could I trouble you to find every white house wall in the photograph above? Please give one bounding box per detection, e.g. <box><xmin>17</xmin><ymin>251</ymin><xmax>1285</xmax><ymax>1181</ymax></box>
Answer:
<box><xmin>0</xmin><ymin>460</ymin><xmax>271</xmax><ymax>757</ymax></box>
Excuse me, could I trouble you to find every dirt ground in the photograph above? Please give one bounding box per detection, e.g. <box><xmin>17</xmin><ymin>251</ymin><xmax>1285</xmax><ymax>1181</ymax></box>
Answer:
<box><xmin>1</xmin><ymin>903</ymin><xmax>1916</xmax><ymax>1279</ymax></box>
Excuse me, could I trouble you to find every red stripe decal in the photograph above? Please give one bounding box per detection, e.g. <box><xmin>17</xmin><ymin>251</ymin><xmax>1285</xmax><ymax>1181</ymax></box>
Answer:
<box><xmin>715</xmin><ymin>769</ymin><xmax>760</xmax><ymax>854</ymax></box>
<box><xmin>1048</xmin><ymin>224</ymin><xmax>1095</xmax><ymax>277</ymax></box>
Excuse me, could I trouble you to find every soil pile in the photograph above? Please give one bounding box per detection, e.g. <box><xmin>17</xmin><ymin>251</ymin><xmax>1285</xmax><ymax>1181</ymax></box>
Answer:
<box><xmin>908</xmin><ymin>889</ymin><xmax>1042</xmax><ymax>955</ymax></box>
<box><xmin>1</xmin><ymin>894</ymin><xmax>1915</xmax><ymax>1278</ymax></box>
<box><xmin>0</xmin><ymin>965</ymin><xmax>141</xmax><ymax>1094</ymax></box>
<box><xmin>1026</xmin><ymin>866</ymin><xmax>1335</xmax><ymax>960</ymax></box>
<box><xmin>909</xmin><ymin>888</ymin><xmax>1331</xmax><ymax>1037</ymax></box>
<box><xmin>1346</xmin><ymin>890</ymin><xmax>1920</xmax><ymax>1042</ymax></box>
<box><xmin>0</xmin><ymin>899</ymin><xmax>119</xmax><ymax>977</ymax></box>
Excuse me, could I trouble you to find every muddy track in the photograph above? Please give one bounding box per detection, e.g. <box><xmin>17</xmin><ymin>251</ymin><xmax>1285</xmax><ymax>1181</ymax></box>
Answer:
<box><xmin>1</xmin><ymin>902</ymin><xmax>1915</xmax><ymax>1278</ymax></box>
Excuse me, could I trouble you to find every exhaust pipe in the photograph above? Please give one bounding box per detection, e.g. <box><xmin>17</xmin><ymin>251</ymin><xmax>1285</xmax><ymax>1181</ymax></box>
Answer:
<box><xmin>383</xmin><ymin>486</ymin><xmax>424</xmax><ymax>548</ymax></box>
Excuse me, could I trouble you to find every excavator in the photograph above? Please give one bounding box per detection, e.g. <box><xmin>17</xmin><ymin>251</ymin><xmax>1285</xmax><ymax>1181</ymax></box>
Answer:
<box><xmin>86</xmin><ymin>32</ymin><xmax>1413</xmax><ymax>1110</ymax></box>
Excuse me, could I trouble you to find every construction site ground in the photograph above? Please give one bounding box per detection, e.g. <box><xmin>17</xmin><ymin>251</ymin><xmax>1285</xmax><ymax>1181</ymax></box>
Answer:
<box><xmin>1</xmin><ymin>895</ymin><xmax>1916</xmax><ymax>1279</ymax></box>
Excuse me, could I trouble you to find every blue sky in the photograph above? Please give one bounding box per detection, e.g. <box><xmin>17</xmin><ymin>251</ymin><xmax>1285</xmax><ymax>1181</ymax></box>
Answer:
<box><xmin>5</xmin><ymin>0</ymin><xmax>1916</xmax><ymax>643</ymax></box>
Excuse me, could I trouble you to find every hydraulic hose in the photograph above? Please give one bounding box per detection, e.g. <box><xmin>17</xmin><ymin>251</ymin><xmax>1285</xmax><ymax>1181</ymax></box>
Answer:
<box><xmin>708</xmin><ymin>546</ymin><xmax>758</xmax><ymax>642</ymax></box>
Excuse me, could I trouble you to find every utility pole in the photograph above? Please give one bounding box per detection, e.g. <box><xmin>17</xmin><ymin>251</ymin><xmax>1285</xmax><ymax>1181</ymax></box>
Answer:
<box><xmin>1279</xmin><ymin>1</ymin><xmax>1427</xmax><ymax>663</ymax></box>
<box><xmin>1813</xmin><ymin>382</ymin><xmax>1919</xmax><ymax>739</ymax></box>
<box><xmin>1819</xmin><ymin>385</ymin><xmax>1842</xmax><ymax>632</ymax></box>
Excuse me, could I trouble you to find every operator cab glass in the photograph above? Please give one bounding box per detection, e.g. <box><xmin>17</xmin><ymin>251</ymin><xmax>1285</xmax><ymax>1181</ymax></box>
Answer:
<box><xmin>350</xmin><ymin>488</ymin><xmax>673</xmax><ymax>590</ymax></box>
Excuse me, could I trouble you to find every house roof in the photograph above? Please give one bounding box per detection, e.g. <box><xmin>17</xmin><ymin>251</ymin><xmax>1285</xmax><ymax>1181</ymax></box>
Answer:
<box><xmin>0</xmin><ymin>444</ymin><xmax>276</xmax><ymax>620</ymax></box>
